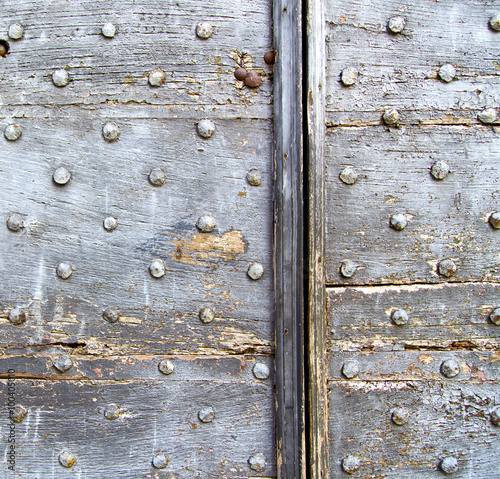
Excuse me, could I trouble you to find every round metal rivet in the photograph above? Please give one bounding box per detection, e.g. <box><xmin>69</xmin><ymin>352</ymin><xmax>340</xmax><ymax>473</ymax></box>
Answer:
<box><xmin>234</xmin><ymin>67</ymin><xmax>248</xmax><ymax>81</ymax></box>
<box><xmin>196</xmin><ymin>215</ymin><xmax>216</xmax><ymax>233</ymax></box>
<box><xmin>440</xmin><ymin>456</ymin><xmax>459</xmax><ymax>474</ymax></box>
<box><xmin>264</xmin><ymin>51</ymin><xmax>275</xmax><ymax>65</ymax></box>
<box><xmin>489</xmin><ymin>212</ymin><xmax>500</xmax><ymax>229</ymax></box>
<box><xmin>104</xmin><ymin>404</ymin><xmax>120</xmax><ymax>420</ymax></box>
<box><xmin>198</xmin><ymin>406</ymin><xmax>215</xmax><ymax>423</ymax></box>
<box><xmin>248</xmin><ymin>453</ymin><xmax>267</xmax><ymax>472</ymax></box>
<box><xmin>6</xmin><ymin>213</ymin><xmax>25</xmax><ymax>232</ymax></box>
<box><xmin>342</xmin><ymin>455</ymin><xmax>361</xmax><ymax>474</ymax></box>
<box><xmin>341</xmin><ymin>67</ymin><xmax>358</xmax><ymax>86</ymax></box>
<box><xmin>53</xmin><ymin>355</ymin><xmax>72</xmax><ymax>373</ymax></box>
<box><xmin>342</xmin><ymin>360</ymin><xmax>359</xmax><ymax>379</ymax></box>
<box><xmin>196</xmin><ymin>21</ymin><xmax>213</xmax><ymax>39</ymax></box>
<box><xmin>490</xmin><ymin>13</ymin><xmax>500</xmax><ymax>31</ymax></box>
<box><xmin>149</xmin><ymin>259</ymin><xmax>166</xmax><ymax>278</ymax></box>
<box><xmin>438</xmin><ymin>259</ymin><xmax>457</xmax><ymax>278</ymax></box>
<box><xmin>339</xmin><ymin>166</ymin><xmax>358</xmax><ymax>185</ymax></box>
<box><xmin>440</xmin><ymin>359</ymin><xmax>460</xmax><ymax>378</ymax></box>
<box><xmin>491</xmin><ymin>406</ymin><xmax>500</xmax><ymax>426</ymax></box>
<box><xmin>58</xmin><ymin>451</ymin><xmax>76</xmax><ymax>468</ymax></box>
<box><xmin>438</xmin><ymin>64</ymin><xmax>456</xmax><ymax>83</ymax></box>
<box><xmin>478</xmin><ymin>108</ymin><xmax>498</xmax><ymax>124</ymax></box>
<box><xmin>340</xmin><ymin>260</ymin><xmax>357</xmax><ymax>278</ymax></box>
<box><xmin>199</xmin><ymin>307</ymin><xmax>215</xmax><ymax>324</ymax></box>
<box><xmin>152</xmin><ymin>452</ymin><xmax>169</xmax><ymax>469</ymax></box>
<box><xmin>8</xmin><ymin>307</ymin><xmax>26</xmax><ymax>326</ymax></box>
<box><xmin>102</xmin><ymin>307</ymin><xmax>119</xmax><ymax>323</ymax></box>
<box><xmin>391</xmin><ymin>309</ymin><xmax>409</xmax><ymax>326</ymax></box>
<box><xmin>8</xmin><ymin>23</ymin><xmax>24</xmax><ymax>40</ymax></box>
<box><xmin>244</xmin><ymin>71</ymin><xmax>262</xmax><ymax>88</ymax></box>
<box><xmin>102</xmin><ymin>122</ymin><xmax>120</xmax><ymax>142</ymax></box>
<box><xmin>387</xmin><ymin>16</ymin><xmax>406</xmax><ymax>33</ymax></box>
<box><xmin>53</xmin><ymin>166</ymin><xmax>71</xmax><ymax>185</ymax></box>
<box><xmin>383</xmin><ymin>108</ymin><xmax>400</xmax><ymax>126</ymax></box>
<box><xmin>247</xmin><ymin>169</ymin><xmax>262</xmax><ymax>186</ymax></box>
<box><xmin>149</xmin><ymin>68</ymin><xmax>166</xmax><ymax>87</ymax></box>
<box><xmin>101</xmin><ymin>22</ymin><xmax>116</xmax><ymax>38</ymax></box>
<box><xmin>52</xmin><ymin>69</ymin><xmax>69</xmax><ymax>87</ymax></box>
<box><xmin>489</xmin><ymin>308</ymin><xmax>500</xmax><ymax>325</ymax></box>
<box><xmin>158</xmin><ymin>359</ymin><xmax>175</xmax><ymax>375</ymax></box>
<box><xmin>390</xmin><ymin>213</ymin><xmax>407</xmax><ymax>231</ymax></box>
<box><xmin>56</xmin><ymin>262</ymin><xmax>73</xmax><ymax>280</ymax></box>
<box><xmin>4</xmin><ymin>124</ymin><xmax>22</xmax><ymax>141</ymax></box>
<box><xmin>197</xmin><ymin>119</ymin><xmax>215</xmax><ymax>139</ymax></box>
<box><xmin>391</xmin><ymin>407</ymin><xmax>409</xmax><ymax>425</ymax></box>
<box><xmin>431</xmin><ymin>160</ymin><xmax>450</xmax><ymax>180</ymax></box>
<box><xmin>149</xmin><ymin>168</ymin><xmax>167</xmax><ymax>186</ymax></box>
<box><xmin>10</xmin><ymin>405</ymin><xmax>28</xmax><ymax>423</ymax></box>
<box><xmin>103</xmin><ymin>216</ymin><xmax>118</xmax><ymax>231</ymax></box>
<box><xmin>247</xmin><ymin>262</ymin><xmax>264</xmax><ymax>280</ymax></box>
<box><xmin>253</xmin><ymin>362</ymin><xmax>270</xmax><ymax>380</ymax></box>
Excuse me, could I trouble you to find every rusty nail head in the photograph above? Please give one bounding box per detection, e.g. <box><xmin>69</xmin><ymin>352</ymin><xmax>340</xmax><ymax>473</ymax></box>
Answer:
<box><xmin>342</xmin><ymin>360</ymin><xmax>359</xmax><ymax>379</ymax></box>
<box><xmin>56</xmin><ymin>262</ymin><xmax>73</xmax><ymax>279</ymax></box>
<box><xmin>489</xmin><ymin>212</ymin><xmax>500</xmax><ymax>229</ymax></box>
<box><xmin>198</xmin><ymin>406</ymin><xmax>215</xmax><ymax>423</ymax></box>
<box><xmin>340</xmin><ymin>260</ymin><xmax>357</xmax><ymax>278</ymax></box>
<box><xmin>4</xmin><ymin>124</ymin><xmax>22</xmax><ymax>141</ymax></box>
<box><xmin>52</xmin><ymin>69</ymin><xmax>69</xmax><ymax>87</ymax></box>
<box><xmin>7</xmin><ymin>213</ymin><xmax>25</xmax><ymax>232</ymax></box>
<box><xmin>244</xmin><ymin>71</ymin><xmax>263</xmax><ymax>88</ymax></box>
<box><xmin>440</xmin><ymin>359</ymin><xmax>460</xmax><ymax>378</ymax></box>
<box><xmin>390</xmin><ymin>213</ymin><xmax>407</xmax><ymax>231</ymax></box>
<box><xmin>149</xmin><ymin>168</ymin><xmax>167</xmax><ymax>186</ymax></box>
<box><xmin>8</xmin><ymin>24</ymin><xmax>24</xmax><ymax>40</ymax></box>
<box><xmin>440</xmin><ymin>456</ymin><xmax>459</xmax><ymax>474</ymax></box>
<box><xmin>196</xmin><ymin>215</ymin><xmax>216</xmax><ymax>233</ymax></box>
<box><xmin>264</xmin><ymin>50</ymin><xmax>275</xmax><ymax>64</ymax></box>
<box><xmin>0</xmin><ymin>43</ymin><xmax>6</xmax><ymax>57</ymax></box>
<box><xmin>158</xmin><ymin>358</ymin><xmax>175</xmax><ymax>375</ymax></box>
<box><xmin>8</xmin><ymin>307</ymin><xmax>26</xmax><ymax>326</ymax></box>
<box><xmin>149</xmin><ymin>68</ymin><xmax>166</xmax><ymax>87</ymax></box>
<box><xmin>247</xmin><ymin>262</ymin><xmax>264</xmax><ymax>280</ymax></box>
<box><xmin>438</xmin><ymin>259</ymin><xmax>457</xmax><ymax>278</ymax></box>
<box><xmin>59</xmin><ymin>451</ymin><xmax>76</xmax><ymax>468</ymax></box>
<box><xmin>152</xmin><ymin>452</ymin><xmax>169</xmax><ymax>469</ymax></box>
<box><xmin>247</xmin><ymin>169</ymin><xmax>262</xmax><ymax>186</ymax></box>
<box><xmin>149</xmin><ymin>259</ymin><xmax>166</xmax><ymax>278</ymax></box>
<box><xmin>10</xmin><ymin>405</ymin><xmax>28</xmax><ymax>423</ymax></box>
<box><xmin>102</xmin><ymin>307</ymin><xmax>119</xmax><ymax>323</ymax></box>
<box><xmin>102</xmin><ymin>122</ymin><xmax>120</xmax><ymax>142</ymax></box>
<box><xmin>53</xmin><ymin>355</ymin><xmax>72</xmax><ymax>373</ymax></box>
<box><xmin>197</xmin><ymin>119</ymin><xmax>215</xmax><ymax>139</ymax></box>
<box><xmin>387</xmin><ymin>16</ymin><xmax>406</xmax><ymax>33</ymax></box>
<box><xmin>103</xmin><ymin>216</ymin><xmax>118</xmax><ymax>231</ymax></box>
<box><xmin>196</xmin><ymin>21</ymin><xmax>213</xmax><ymax>39</ymax></box>
<box><xmin>383</xmin><ymin>108</ymin><xmax>400</xmax><ymax>126</ymax></box>
<box><xmin>104</xmin><ymin>404</ymin><xmax>120</xmax><ymax>420</ymax></box>
<box><xmin>248</xmin><ymin>453</ymin><xmax>267</xmax><ymax>472</ymax></box>
<box><xmin>431</xmin><ymin>160</ymin><xmax>450</xmax><ymax>180</ymax></box>
<box><xmin>438</xmin><ymin>64</ymin><xmax>456</xmax><ymax>83</ymax></box>
<box><xmin>391</xmin><ymin>407</ymin><xmax>409</xmax><ymax>425</ymax></box>
<box><xmin>253</xmin><ymin>362</ymin><xmax>270</xmax><ymax>380</ymax></box>
<box><xmin>234</xmin><ymin>67</ymin><xmax>248</xmax><ymax>81</ymax></box>
<box><xmin>491</xmin><ymin>406</ymin><xmax>500</xmax><ymax>425</ymax></box>
<box><xmin>489</xmin><ymin>308</ymin><xmax>500</xmax><ymax>325</ymax></box>
<box><xmin>102</xmin><ymin>22</ymin><xmax>116</xmax><ymax>38</ymax></box>
<box><xmin>342</xmin><ymin>455</ymin><xmax>361</xmax><ymax>474</ymax></box>
<box><xmin>53</xmin><ymin>167</ymin><xmax>71</xmax><ymax>185</ymax></box>
<box><xmin>341</xmin><ymin>67</ymin><xmax>358</xmax><ymax>86</ymax></box>
<box><xmin>199</xmin><ymin>307</ymin><xmax>215</xmax><ymax>324</ymax></box>
<box><xmin>391</xmin><ymin>309</ymin><xmax>408</xmax><ymax>326</ymax></box>
<box><xmin>490</xmin><ymin>13</ymin><xmax>500</xmax><ymax>31</ymax></box>
<box><xmin>478</xmin><ymin>108</ymin><xmax>498</xmax><ymax>124</ymax></box>
<box><xmin>339</xmin><ymin>166</ymin><xmax>358</xmax><ymax>185</ymax></box>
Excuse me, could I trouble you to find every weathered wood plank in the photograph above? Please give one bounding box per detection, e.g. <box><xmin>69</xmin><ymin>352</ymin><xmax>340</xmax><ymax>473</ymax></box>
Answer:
<box><xmin>325</xmin><ymin>125</ymin><xmax>500</xmax><ymax>285</ymax></box>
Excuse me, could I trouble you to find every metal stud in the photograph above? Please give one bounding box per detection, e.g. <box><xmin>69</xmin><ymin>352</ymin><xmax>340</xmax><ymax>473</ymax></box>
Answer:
<box><xmin>148</xmin><ymin>68</ymin><xmax>166</xmax><ymax>87</ymax></box>
<box><xmin>52</xmin><ymin>69</ymin><xmax>70</xmax><ymax>87</ymax></box>
<box><xmin>264</xmin><ymin>51</ymin><xmax>275</xmax><ymax>65</ymax></box>
<box><xmin>489</xmin><ymin>308</ymin><xmax>500</xmax><ymax>326</ymax></box>
<box><xmin>342</xmin><ymin>455</ymin><xmax>361</xmax><ymax>474</ymax></box>
<box><xmin>8</xmin><ymin>307</ymin><xmax>26</xmax><ymax>326</ymax></box>
<box><xmin>391</xmin><ymin>308</ymin><xmax>408</xmax><ymax>326</ymax></box>
<box><xmin>440</xmin><ymin>359</ymin><xmax>460</xmax><ymax>378</ymax></box>
<box><xmin>440</xmin><ymin>456</ymin><xmax>459</xmax><ymax>474</ymax></box>
<box><xmin>198</xmin><ymin>406</ymin><xmax>215</xmax><ymax>423</ymax></box>
<box><xmin>56</xmin><ymin>262</ymin><xmax>73</xmax><ymax>280</ymax></box>
<box><xmin>490</xmin><ymin>13</ymin><xmax>500</xmax><ymax>31</ymax></box>
<box><xmin>390</xmin><ymin>213</ymin><xmax>407</xmax><ymax>231</ymax></box>
<box><xmin>53</xmin><ymin>167</ymin><xmax>71</xmax><ymax>185</ymax></box>
<box><xmin>247</xmin><ymin>262</ymin><xmax>264</xmax><ymax>280</ymax></box>
<box><xmin>196</xmin><ymin>215</ymin><xmax>216</xmax><ymax>233</ymax></box>
<box><xmin>4</xmin><ymin>124</ymin><xmax>22</xmax><ymax>141</ymax></box>
<box><xmin>102</xmin><ymin>307</ymin><xmax>119</xmax><ymax>323</ymax></box>
<box><xmin>149</xmin><ymin>168</ymin><xmax>167</xmax><ymax>186</ymax></box>
<box><xmin>199</xmin><ymin>307</ymin><xmax>215</xmax><ymax>324</ymax></box>
<box><xmin>197</xmin><ymin>119</ymin><xmax>215</xmax><ymax>139</ymax></box>
<box><xmin>158</xmin><ymin>359</ymin><xmax>175</xmax><ymax>375</ymax></box>
<box><xmin>438</xmin><ymin>259</ymin><xmax>457</xmax><ymax>278</ymax></box>
<box><xmin>152</xmin><ymin>452</ymin><xmax>169</xmax><ymax>469</ymax></box>
<box><xmin>341</xmin><ymin>67</ymin><xmax>358</xmax><ymax>86</ymax></box>
<box><xmin>340</xmin><ymin>260</ymin><xmax>357</xmax><ymax>278</ymax></box>
<box><xmin>53</xmin><ymin>355</ymin><xmax>72</xmax><ymax>373</ymax></box>
<box><xmin>149</xmin><ymin>259</ymin><xmax>166</xmax><ymax>278</ymax></box>
<box><xmin>489</xmin><ymin>212</ymin><xmax>500</xmax><ymax>229</ymax></box>
<box><xmin>431</xmin><ymin>160</ymin><xmax>450</xmax><ymax>180</ymax></box>
<box><xmin>234</xmin><ymin>67</ymin><xmax>248</xmax><ymax>81</ymax></box>
<box><xmin>247</xmin><ymin>169</ymin><xmax>262</xmax><ymax>186</ymax></box>
<box><xmin>8</xmin><ymin>24</ymin><xmax>24</xmax><ymax>40</ymax></box>
<box><xmin>253</xmin><ymin>362</ymin><xmax>270</xmax><ymax>380</ymax></box>
<box><xmin>478</xmin><ymin>108</ymin><xmax>498</xmax><ymax>124</ymax></box>
<box><xmin>342</xmin><ymin>360</ymin><xmax>359</xmax><ymax>379</ymax></box>
<box><xmin>339</xmin><ymin>166</ymin><xmax>358</xmax><ymax>185</ymax></box>
<box><xmin>0</xmin><ymin>42</ymin><xmax>7</xmax><ymax>57</ymax></box>
<box><xmin>6</xmin><ymin>213</ymin><xmax>25</xmax><ymax>232</ymax></box>
<box><xmin>438</xmin><ymin>64</ymin><xmax>456</xmax><ymax>83</ymax></box>
<box><xmin>101</xmin><ymin>22</ymin><xmax>116</xmax><ymax>38</ymax></box>
<box><xmin>10</xmin><ymin>405</ymin><xmax>27</xmax><ymax>423</ymax></box>
<box><xmin>196</xmin><ymin>21</ymin><xmax>213</xmax><ymax>39</ymax></box>
<box><xmin>387</xmin><ymin>16</ymin><xmax>406</xmax><ymax>33</ymax></box>
<box><xmin>103</xmin><ymin>216</ymin><xmax>118</xmax><ymax>231</ymax></box>
<box><xmin>248</xmin><ymin>453</ymin><xmax>267</xmax><ymax>472</ymax></box>
<box><xmin>104</xmin><ymin>404</ymin><xmax>120</xmax><ymax>420</ymax></box>
<box><xmin>58</xmin><ymin>451</ymin><xmax>76</xmax><ymax>468</ymax></box>
<box><xmin>102</xmin><ymin>122</ymin><xmax>120</xmax><ymax>142</ymax></box>
<box><xmin>391</xmin><ymin>407</ymin><xmax>409</xmax><ymax>425</ymax></box>
<box><xmin>244</xmin><ymin>71</ymin><xmax>263</xmax><ymax>88</ymax></box>
<box><xmin>491</xmin><ymin>406</ymin><xmax>500</xmax><ymax>426</ymax></box>
<box><xmin>383</xmin><ymin>108</ymin><xmax>400</xmax><ymax>126</ymax></box>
